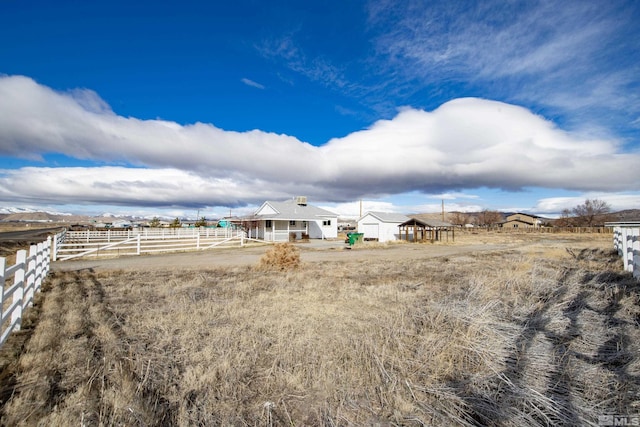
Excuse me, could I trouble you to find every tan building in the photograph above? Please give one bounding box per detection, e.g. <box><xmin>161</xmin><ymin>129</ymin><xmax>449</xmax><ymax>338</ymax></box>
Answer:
<box><xmin>502</xmin><ymin>213</ymin><xmax>542</xmax><ymax>229</ymax></box>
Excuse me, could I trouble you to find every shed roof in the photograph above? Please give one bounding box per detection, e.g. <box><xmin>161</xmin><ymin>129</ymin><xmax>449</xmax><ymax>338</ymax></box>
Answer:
<box><xmin>399</xmin><ymin>216</ymin><xmax>453</xmax><ymax>228</ymax></box>
<box><xmin>605</xmin><ymin>221</ymin><xmax>640</xmax><ymax>227</ymax></box>
<box><xmin>359</xmin><ymin>211</ymin><xmax>409</xmax><ymax>223</ymax></box>
<box><xmin>255</xmin><ymin>199</ymin><xmax>337</xmax><ymax>221</ymax></box>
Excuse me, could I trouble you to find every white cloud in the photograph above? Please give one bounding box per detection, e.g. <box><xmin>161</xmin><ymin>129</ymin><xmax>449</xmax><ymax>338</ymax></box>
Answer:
<box><xmin>241</xmin><ymin>78</ymin><xmax>265</xmax><ymax>89</ymax></box>
<box><xmin>533</xmin><ymin>193</ymin><xmax>640</xmax><ymax>215</ymax></box>
<box><xmin>0</xmin><ymin>76</ymin><xmax>639</xmax><ymax>211</ymax></box>
<box><xmin>368</xmin><ymin>0</ymin><xmax>640</xmax><ymax>132</ymax></box>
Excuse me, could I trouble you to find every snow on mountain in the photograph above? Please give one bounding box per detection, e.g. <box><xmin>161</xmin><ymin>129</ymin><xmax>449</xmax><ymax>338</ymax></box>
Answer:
<box><xmin>0</xmin><ymin>207</ymin><xmax>72</xmax><ymax>216</ymax></box>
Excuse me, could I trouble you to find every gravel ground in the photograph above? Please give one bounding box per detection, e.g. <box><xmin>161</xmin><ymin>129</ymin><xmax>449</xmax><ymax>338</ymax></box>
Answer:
<box><xmin>50</xmin><ymin>238</ymin><xmax>559</xmax><ymax>273</ymax></box>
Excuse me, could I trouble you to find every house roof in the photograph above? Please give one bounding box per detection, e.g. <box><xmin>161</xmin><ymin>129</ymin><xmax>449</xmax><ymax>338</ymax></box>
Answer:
<box><xmin>359</xmin><ymin>211</ymin><xmax>409</xmax><ymax>223</ymax></box>
<box><xmin>506</xmin><ymin>212</ymin><xmax>542</xmax><ymax>220</ymax></box>
<box><xmin>255</xmin><ymin>199</ymin><xmax>337</xmax><ymax>221</ymax></box>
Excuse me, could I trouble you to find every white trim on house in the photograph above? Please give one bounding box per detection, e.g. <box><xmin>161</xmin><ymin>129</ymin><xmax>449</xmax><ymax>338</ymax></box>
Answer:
<box><xmin>254</xmin><ymin>198</ymin><xmax>338</xmax><ymax>241</ymax></box>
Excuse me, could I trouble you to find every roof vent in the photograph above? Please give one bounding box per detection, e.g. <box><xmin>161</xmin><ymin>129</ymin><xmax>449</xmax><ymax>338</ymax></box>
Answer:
<box><xmin>295</xmin><ymin>196</ymin><xmax>307</xmax><ymax>206</ymax></box>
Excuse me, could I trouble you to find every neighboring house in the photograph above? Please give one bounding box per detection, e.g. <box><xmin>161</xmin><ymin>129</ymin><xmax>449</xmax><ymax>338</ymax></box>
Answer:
<box><xmin>252</xmin><ymin>197</ymin><xmax>338</xmax><ymax>241</ymax></box>
<box><xmin>357</xmin><ymin>211</ymin><xmax>409</xmax><ymax>242</ymax></box>
<box><xmin>502</xmin><ymin>213</ymin><xmax>542</xmax><ymax>229</ymax></box>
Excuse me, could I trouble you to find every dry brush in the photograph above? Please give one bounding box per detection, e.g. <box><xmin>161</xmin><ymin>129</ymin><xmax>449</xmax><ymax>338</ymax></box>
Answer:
<box><xmin>0</xmin><ymin>236</ymin><xmax>638</xmax><ymax>426</ymax></box>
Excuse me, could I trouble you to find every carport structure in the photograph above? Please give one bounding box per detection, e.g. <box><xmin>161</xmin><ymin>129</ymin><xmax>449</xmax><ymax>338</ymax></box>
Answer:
<box><xmin>398</xmin><ymin>217</ymin><xmax>455</xmax><ymax>243</ymax></box>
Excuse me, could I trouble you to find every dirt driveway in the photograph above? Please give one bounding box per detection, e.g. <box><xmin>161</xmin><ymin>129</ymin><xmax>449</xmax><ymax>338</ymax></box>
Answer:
<box><xmin>51</xmin><ymin>233</ymin><xmax>609</xmax><ymax>272</ymax></box>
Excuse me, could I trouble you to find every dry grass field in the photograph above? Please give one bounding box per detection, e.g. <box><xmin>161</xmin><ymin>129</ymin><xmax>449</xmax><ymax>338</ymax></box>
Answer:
<box><xmin>0</xmin><ymin>233</ymin><xmax>639</xmax><ymax>426</ymax></box>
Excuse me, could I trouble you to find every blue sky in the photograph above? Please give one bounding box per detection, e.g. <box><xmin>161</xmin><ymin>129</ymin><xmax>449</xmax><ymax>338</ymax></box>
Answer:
<box><xmin>0</xmin><ymin>0</ymin><xmax>639</xmax><ymax>219</ymax></box>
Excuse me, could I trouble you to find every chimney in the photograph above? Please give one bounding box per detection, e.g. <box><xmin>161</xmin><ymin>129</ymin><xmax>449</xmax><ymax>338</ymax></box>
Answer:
<box><xmin>295</xmin><ymin>196</ymin><xmax>308</xmax><ymax>206</ymax></box>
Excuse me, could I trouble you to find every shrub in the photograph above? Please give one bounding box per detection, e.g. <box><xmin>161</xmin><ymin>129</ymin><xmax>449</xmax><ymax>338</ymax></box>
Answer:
<box><xmin>258</xmin><ymin>242</ymin><xmax>301</xmax><ymax>271</ymax></box>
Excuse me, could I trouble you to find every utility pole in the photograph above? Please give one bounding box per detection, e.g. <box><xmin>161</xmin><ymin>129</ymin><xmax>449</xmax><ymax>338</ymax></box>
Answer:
<box><xmin>442</xmin><ymin>199</ymin><xmax>445</xmax><ymax>222</ymax></box>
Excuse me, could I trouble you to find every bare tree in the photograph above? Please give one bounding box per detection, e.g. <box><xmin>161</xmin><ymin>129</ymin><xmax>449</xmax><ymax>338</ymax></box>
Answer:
<box><xmin>572</xmin><ymin>199</ymin><xmax>610</xmax><ymax>227</ymax></box>
<box><xmin>477</xmin><ymin>209</ymin><xmax>504</xmax><ymax>227</ymax></box>
<box><xmin>555</xmin><ymin>208</ymin><xmax>573</xmax><ymax>227</ymax></box>
<box><xmin>449</xmin><ymin>211</ymin><xmax>469</xmax><ymax>226</ymax></box>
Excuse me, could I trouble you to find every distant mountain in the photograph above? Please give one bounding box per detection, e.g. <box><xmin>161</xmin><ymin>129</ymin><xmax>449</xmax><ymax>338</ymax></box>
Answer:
<box><xmin>1</xmin><ymin>211</ymin><xmax>64</xmax><ymax>222</ymax></box>
<box><xmin>605</xmin><ymin>209</ymin><xmax>640</xmax><ymax>222</ymax></box>
<box><xmin>0</xmin><ymin>207</ymin><xmax>42</xmax><ymax>215</ymax></box>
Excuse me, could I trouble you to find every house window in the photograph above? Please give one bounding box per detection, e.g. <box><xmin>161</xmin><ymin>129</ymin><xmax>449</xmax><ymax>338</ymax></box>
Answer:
<box><xmin>323</xmin><ymin>220</ymin><xmax>331</xmax><ymax>226</ymax></box>
<box><xmin>289</xmin><ymin>220</ymin><xmax>296</xmax><ymax>226</ymax></box>
<box><xmin>265</xmin><ymin>220</ymin><xmax>272</xmax><ymax>228</ymax></box>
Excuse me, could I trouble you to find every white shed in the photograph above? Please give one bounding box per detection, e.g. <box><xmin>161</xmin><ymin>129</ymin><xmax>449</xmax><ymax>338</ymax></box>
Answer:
<box><xmin>357</xmin><ymin>211</ymin><xmax>409</xmax><ymax>242</ymax></box>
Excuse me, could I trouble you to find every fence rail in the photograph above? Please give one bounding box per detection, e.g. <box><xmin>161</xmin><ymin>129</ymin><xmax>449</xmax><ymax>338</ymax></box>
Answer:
<box><xmin>1</xmin><ymin>236</ymin><xmax>54</xmax><ymax>348</ymax></box>
<box><xmin>54</xmin><ymin>228</ymin><xmax>266</xmax><ymax>261</ymax></box>
<box><xmin>0</xmin><ymin>228</ymin><xmax>265</xmax><ymax>349</ymax></box>
<box><xmin>610</xmin><ymin>224</ymin><xmax>640</xmax><ymax>280</ymax></box>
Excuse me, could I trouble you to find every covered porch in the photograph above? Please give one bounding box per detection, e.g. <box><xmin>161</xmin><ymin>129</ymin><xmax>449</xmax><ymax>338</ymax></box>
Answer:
<box><xmin>259</xmin><ymin>219</ymin><xmax>311</xmax><ymax>242</ymax></box>
<box><xmin>398</xmin><ymin>218</ymin><xmax>455</xmax><ymax>243</ymax></box>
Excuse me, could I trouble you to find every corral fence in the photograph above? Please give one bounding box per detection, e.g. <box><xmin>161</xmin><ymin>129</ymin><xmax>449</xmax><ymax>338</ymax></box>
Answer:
<box><xmin>607</xmin><ymin>222</ymin><xmax>640</xmax><ymax>280</ymax></box>
<box><xmin>1</xmin><ymin>231</ymin><xmax>65</xmax><ymax>349</ymax></box>
<box><xmin>53</xmin><ymin>227</ymin><xmax>268</xmax><ymax>261</ymax></box>
<box><xmin>0</xmin><ymin>227</ymin><xmax>272</xmax><ymax>348</ymax></box>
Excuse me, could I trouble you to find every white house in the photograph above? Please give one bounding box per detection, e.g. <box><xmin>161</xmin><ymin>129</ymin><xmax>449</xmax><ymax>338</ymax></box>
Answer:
<box><xmin>357</xmin><ymin>211</ymin><xmax>409</xmax><ymax>242</ymax></box>
<box><xmin>252</xmin><ymin>197</ymin><xmax>338</xmax><ymax>242</ymax></box>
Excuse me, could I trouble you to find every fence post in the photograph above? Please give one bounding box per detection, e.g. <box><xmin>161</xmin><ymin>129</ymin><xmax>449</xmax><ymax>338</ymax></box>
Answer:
<box><xmin>137</xmin><ymin>234</ymin><xmax>141</xmax><ymax>255</ymax></box>
<box><xmin>52</xmin><ymin>233</ymin><xmax>58</xmax><ymax>262</ymax></box>
<box><xmin>24</xmin><ymin>245</ymin><xmax>37</xmax><ymax>309</ymax></box>
<box><xmin>35</xmin><ymin>242</ymin><xmax>44</xmax><ymax>294</ymax></box>
<box><xmin>633</xmin><ymin>230</ymin><xmax>639</xmax><ymax>280</ymax></box>
<box><xmin>11</xmin><ymin>250</ymin><xmax>26</xmax><ymax>331</ymax></box>
<box><xmin>626</xmin><ymin>231</ymin><xmax>634</xmax><ymax>273</ymax></box>
<box><xmin>0</xmin><ymin>257</ymin><xmax>5</xmax><ymax>326</ymax></box>
<box><xmin>44</xmin><ymin>236</ymin><xmax>52</xmax><ymax>277</ymax></box>
<box><xmin>197</xmin><ymin>233</ymin><xmax>201</xmax><ymax>249</ymax></box>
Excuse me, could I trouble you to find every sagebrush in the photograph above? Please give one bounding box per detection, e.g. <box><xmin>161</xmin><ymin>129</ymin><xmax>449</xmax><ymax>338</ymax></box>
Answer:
<box><xmin>257</xmin><ymin>242</ymin><xmax>301</xmax><ymax>271</ymax></box>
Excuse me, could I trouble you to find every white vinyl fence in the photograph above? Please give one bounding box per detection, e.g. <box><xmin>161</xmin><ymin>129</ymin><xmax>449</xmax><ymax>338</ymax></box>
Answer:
<box><xmin>0</xmin><ymin>234</ymin><xmax>58</xmax><ymax>348</ymax></box>
<box><xmin>0</xmin><ymin>227</ymin><xmax>266</xmax><ymax>349</ymax></box>
<box><xmin>54</xmin><ymin>227</ymin><xmax>265</xmax><ymax>261</ymax></box>
<box><xmin>610</xmin><ymin>222</ymin><xmax>640</xmax><ymax>280</ymax></box>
